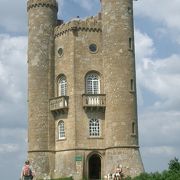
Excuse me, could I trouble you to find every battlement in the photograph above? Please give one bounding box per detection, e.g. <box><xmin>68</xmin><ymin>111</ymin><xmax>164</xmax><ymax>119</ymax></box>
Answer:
<box><xmin>54</xmin><ymin>16</ymin><xmax>102</xmax><ymax>38</ymax></box>
<box><xmin>27</xmin><ymin>0</ymin><xmax>58</xmax><ymax>11</ymax></box>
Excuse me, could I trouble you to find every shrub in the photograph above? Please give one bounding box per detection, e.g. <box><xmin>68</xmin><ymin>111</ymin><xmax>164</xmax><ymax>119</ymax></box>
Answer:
<box><xmin>127</xmin><ymin>158</ymin><xmax>180</xmax><ymax>180</ymax></box>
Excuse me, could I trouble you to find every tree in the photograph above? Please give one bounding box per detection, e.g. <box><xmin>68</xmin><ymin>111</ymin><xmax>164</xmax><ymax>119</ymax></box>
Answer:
<box><xmin>168</xmin><ymin>157</ymin><xmax>180</xmax><ymax>172</ymax></box>
<box><xmin>125</xmin><ymin>158</ymin><xmax>180</xmax><ymax>180</ymax></box>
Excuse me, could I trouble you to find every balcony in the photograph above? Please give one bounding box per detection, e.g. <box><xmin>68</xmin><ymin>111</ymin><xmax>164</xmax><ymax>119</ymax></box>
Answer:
<box><xmin>82</xmin><ymin>94</ymin><xmax>106</xmax><ymax>111</ymax></box>
<box><xmin>50</xmin><ymin>96</ymin><xmax>69</xmax><ymax>114</ymax></box>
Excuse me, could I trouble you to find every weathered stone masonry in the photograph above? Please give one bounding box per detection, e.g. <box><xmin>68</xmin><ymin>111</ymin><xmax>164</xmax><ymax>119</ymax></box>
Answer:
<box><xmin>27</xmin><ymin>0</ymin><xmax>144</xmax><ymax>179</ymax></box>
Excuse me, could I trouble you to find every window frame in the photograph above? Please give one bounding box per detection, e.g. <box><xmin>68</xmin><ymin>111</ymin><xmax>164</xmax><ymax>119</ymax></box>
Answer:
<box><xmin>57</xmin><ymin>75</ymin><xmax>67</xmax><ymax>96</ymax></box>
<box><xmin>86</xmin><ymin>72</ymin><xmax>100</xmax><ymax>94</ymax></box>
<box><xmin>89</xmin><ymin>118</ymin><xmax>100</xmax><ymax>137</ymax></box>
<box><xmin>58</xmin><ymin>120</ymin><xmax>66</xmax><ymax>140</ymax></box>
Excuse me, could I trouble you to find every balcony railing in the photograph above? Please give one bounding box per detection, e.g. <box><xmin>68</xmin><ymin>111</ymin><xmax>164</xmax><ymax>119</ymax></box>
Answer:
<box><xmin>82</xmin><ymin>94</ymin><xmax>106</xmax><ymax>110</ymax></box>
<box><xmin>50</xmin><ymin>96</ymin><xmax>69</xmax><ymax>114</ymax></box>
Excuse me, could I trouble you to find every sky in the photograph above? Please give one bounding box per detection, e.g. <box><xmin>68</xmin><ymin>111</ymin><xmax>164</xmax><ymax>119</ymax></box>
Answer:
<box><xmin>0</xmin><ymin>0</ymin><xmax>180</xmax><ymax>179</ymax></box>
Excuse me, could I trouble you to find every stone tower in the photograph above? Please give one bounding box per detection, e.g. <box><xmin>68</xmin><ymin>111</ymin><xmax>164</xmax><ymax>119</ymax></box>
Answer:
<box><xmin>27</xmin><ymin>0</ymin><xmax>144</xmax><ymax>179</ymax></box>
<box><xmin>101</xmin><ymin>0</ymin><xmax>144</xmax><ymax>176</ymax></box>
<box><xmin>27</xmin><ymin>0</ymin><xmax>57</xmax><ymax>178</ymax></box>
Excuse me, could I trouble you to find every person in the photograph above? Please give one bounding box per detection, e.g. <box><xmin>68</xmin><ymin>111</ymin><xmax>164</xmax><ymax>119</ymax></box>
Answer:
<box><xmin>114</xmin><ymin>164</ymin><xmax>123</xmax><ymax>180</ymax></box>
<box><xmin>20</xmin><ymin>160</ymin><xmax>34</xmax><ymax>180</ymax></box>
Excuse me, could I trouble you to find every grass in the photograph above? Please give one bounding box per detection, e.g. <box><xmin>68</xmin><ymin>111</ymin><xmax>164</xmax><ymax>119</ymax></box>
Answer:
<box><xmin>38</xmin><ymin>177</ymin><xmax>73</xmax><ymax>180</ymax></box>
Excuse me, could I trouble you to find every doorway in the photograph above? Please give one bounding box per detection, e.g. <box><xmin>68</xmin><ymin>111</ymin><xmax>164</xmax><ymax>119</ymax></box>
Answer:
<box><xmin>88</xmin><ymin>154</ymin><xmax>101</xmax><ymax>180</ymax></box>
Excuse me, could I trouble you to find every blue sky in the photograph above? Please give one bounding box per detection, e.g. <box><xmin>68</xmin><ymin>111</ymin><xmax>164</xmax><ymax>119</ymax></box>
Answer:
<box><xmin>0</xmin><ymin>0</ymin><xmax>180</xmax><ymax>179</ymax></box>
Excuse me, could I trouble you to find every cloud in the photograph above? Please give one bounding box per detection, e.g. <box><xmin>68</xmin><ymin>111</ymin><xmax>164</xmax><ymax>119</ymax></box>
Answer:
<box><xmin>0</xmin><ymin>0</ymin><xmax>27</xmax><ymax>33</ymax></box>
<box><xmin>0</xmin><ymin>127</ymin><xmax>27</xmax><ymax>179</ymax></box>
<box><xmin>134</xmin><ymin>0</ymin><xmax>180</xmax><ymax>29</ymax></box>
<box><xmin>135</xmin><ymin>29</ymin><xmax>155</xmax><ymax>62</ymax></box>
<box><xmin>135</xmin><ymin>30</ymin><xmax>180</xmax><ymax>110</ymax></box>
<box><xmin>135</xmin><ymin>29</ymin><xmax>180</xmax><ymax>172</ymax></box>
<box><xmin>139</xmin><ymin>111</ymin><xmax>180</xmax><ymax>146</ymax></box>
<box><xmin>141</xmin><ymin>145</ymin><xmax>180</xmax><ymax>172</ymax></box>
<box><xmin>134</xmin><ymin>0</ymin><xmax>180</xmax><ymax>43</ymax></box>
<box><xmin>0</xmin><ymin>144</ymin><xmax>19</xmax><ymax>153</ymax></box>
<box><xmin>0</xmin><ymin>34</ymin><xmax>27</xmax><ymax>128</ymax></box>
<box><xmin>0</xmin><ymin>34</ymin><xmax>27</xmax><ymax>179</ymax></box>
<box><xmin>143</xmin><ymin>146</ymin><xmax>178</xmax><ymax>156</ymax></box>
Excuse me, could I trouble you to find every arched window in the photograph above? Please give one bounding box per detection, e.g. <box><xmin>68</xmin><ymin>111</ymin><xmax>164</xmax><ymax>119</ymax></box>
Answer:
<box><xmin>58</xmin><ymin>121</ymin><xmax>65</xmax><ymax>139</ymax></box>
<box><xmin>58</xmin><ymin>75</ymin><xmax>67</xmax><ymax>96</ymax></box>
<box><xmin>89</xmin><ymin>118</ymin><xmax>100</xmax><ymax>137</ymax></box>
<box><xmin>86</xmin><ymin>73</ymin><xmax>100</xmax><ymax>94</ymax></box>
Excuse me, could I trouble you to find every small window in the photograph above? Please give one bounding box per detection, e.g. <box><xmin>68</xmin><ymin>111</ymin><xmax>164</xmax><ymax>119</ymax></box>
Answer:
<box><xmin>89</xmin><ymin>44</ymin><xmax>98</xmax><ymax>53</ymax></box>
<box><xmin>130</xmin><ymin>79</ymin><xmax>135</xmax><ymax>91</ymax></box>
<box><xmin>132</xmin><ymin>122</ymin><xmax>136</xmax><ymax>135</ymax></box>
<box><xmin>86</xmin><ymin>73</ymin><xmax>100</xmax><ymax>94</ymax></box>
<box><xmin>58</xmin><ymin>121</ymin><xmax>65</xmax><ymax>139</ymax></box>
<box><xmin>129</xmin><ymin>37</ymin><xmax>133</xmax><ymax>50</ymax></box>
<box><xmin>89</xmin><ymin>118</ymin><xmax>100</xmax><ymax>137</ymax></box>
<box><xmin>128</xmin><ymin>7</ymin><xmax>132</xmax><ymax>14</ymax></box>
<box><xmin>57</xmin><ymin>47</ymin><xmax>64</xmax><ymax>57</ymax></box>
<box><xmin>58</xmin><ymin>75</ymin><xmax>67</xmax><ymax>96</ymax></box>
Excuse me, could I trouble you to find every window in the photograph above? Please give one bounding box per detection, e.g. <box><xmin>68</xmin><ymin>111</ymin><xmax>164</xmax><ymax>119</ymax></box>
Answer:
<box><xmin>89</xmin><ymin>118</ymin><xmax>100</xmax><ymax>137</ymax></box>
<box><xmin>57</xmin><ymin>47</ymin><xmax>64</xmax><ymax>57</ymax></box>
<box><xmin>58</xmin><ymin>121</ymin><xmax>65</xmax><ymax>139</ymax></box>
<box><xmin>89</xmin><ymin>43</ymin><xmax>98</xmax><ymax>53</ymax></box>
<box><xmin>86</xmin><ymin>73</ymin><xmax>100</xmax><ymax>94</ymax></box>
<box><xmin>130</xmin><ymin>79</ymin><xmax>135</xmax><ymax>91</ymax></box>
<box><xmin>132</xmin><ymin>122</ymin><xmax>136</xmax><ymax>135</ymax></box>
<box><xmin>58</xmin><ymin>75</ymin><xmax>67</xmax><ymax>96</ymax></box>
<box><xmin>129</xmin><ymin>37</ymin><xmax>133</xmax><ymax>50</ymax></box>
<box><xmin>128</xmin><ymin>7</ymin><xmax>132</xmax><ymax>14</ymax></box>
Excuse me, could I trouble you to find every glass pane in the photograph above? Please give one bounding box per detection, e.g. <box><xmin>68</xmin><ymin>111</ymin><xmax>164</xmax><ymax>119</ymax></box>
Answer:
<box><xmin>89</xmin><ymin>118</ymin><xmax>100</xmax><ymax>137</ymax></box>
<box><xmin>58</xmin><ymin>76</ymin><xmax>67</xmax><ymax>96</ymax></box>
<box><xmin>86</xmin><ymin>73</ymin><xmax>100</xmax><ymax>94</ymax></box>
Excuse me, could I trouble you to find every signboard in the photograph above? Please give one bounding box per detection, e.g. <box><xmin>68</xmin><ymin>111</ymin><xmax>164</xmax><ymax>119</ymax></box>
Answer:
<box><xmin>75</xmin><ymin>156</ymin><xmax>82</xmax><ymax>161</ymax></box>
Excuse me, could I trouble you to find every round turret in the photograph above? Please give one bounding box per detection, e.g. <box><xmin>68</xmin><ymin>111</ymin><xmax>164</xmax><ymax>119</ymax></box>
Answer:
<box><xmin>27</xmin><ymin>0</ymin><xmax>57</xmax><ymax>178</ymax></box>
<box><xmin>101</xmin><ymin>0</ymin><xmax>144</xmax><ymax>176</ymax></box>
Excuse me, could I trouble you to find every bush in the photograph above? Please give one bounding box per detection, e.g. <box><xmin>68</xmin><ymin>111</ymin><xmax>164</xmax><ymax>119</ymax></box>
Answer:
<box><xmin>51</xmin><ymin>178</ymin><xmax>73</xmax><ymax>180</ymax></box>
<box><xmin>128</xmin><ymin>158</ymin><xmax>180</xmax><ymax>180</ymax></box>
<box><xmin>168</xmin><ymin>157</ymin><xmax>180</xmax><ymax>172</ymax></box>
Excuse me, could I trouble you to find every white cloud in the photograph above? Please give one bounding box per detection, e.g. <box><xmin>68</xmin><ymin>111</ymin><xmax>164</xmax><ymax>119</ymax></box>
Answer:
<box><xmin>0</xmin><ymin>34</ymin><xmax>28</xmax><ymax>178</ymax></box>
<box><xmin>0</xmin><ymin>127</ymin><xmax>27</xmax><ymax>179</ymax></box>
<box><xmin>134</xmin><ymin>0</ymin><xmax>180</xmax><ymax>30</ymax></box>
<box><xmin>0</xmin><ymin>144</ymin><xmax>19</xmax><ymax>153</ymax></box>
<box><xmin>143</xmin><ymin>146</ymin><xmax>177</xmax><ymax>156</ymax></box>
<box><xmin>0</xmin><ymin>128</ymin><xmax>27</xmax><ymax>142</ymax></box>
<box><xmin>135</xmin><ymin>29</ymin><xmax>155</xmax><ymax>62</ymax></box>
<box><xmin>134</xmin><ymin>0</ymin><xmax>180</xmax><ymax>43</ymax></box>
<box><xmin>0</xmin><ymin>34</ymin><xmax>27</xmax><ymax>127</ymax></box>
<box><xmin>139</xmin><ymin>111</ymin><xmax>180</xmax><ymax>146</ymax></box>
<box><xmin>135</xmin><ymin>30</ymin><xmax>180</xmax><ymax>110</ymax></box>
<box><xmin>135</xmin><ymin>29</ymin><xmax>180</xmax><ymax>171</ymax></box>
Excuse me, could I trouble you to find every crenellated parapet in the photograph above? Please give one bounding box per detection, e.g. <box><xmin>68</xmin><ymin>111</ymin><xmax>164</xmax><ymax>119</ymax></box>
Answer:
<box><xmin>27</xmin><ymin>0</ymin><xmax>58</xmax><ymax>11</ymax></box>
<box><xmin>54</xmin><ymin>16</ymin><xmax>102</xmax><ymax>38</ymax></box>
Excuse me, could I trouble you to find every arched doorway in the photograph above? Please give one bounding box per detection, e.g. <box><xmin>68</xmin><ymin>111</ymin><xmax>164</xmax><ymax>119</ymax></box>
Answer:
<box><xmin>88</xmin><ymin>154</ymin><xmax>101</xmax><ymax>180</ymax></box>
